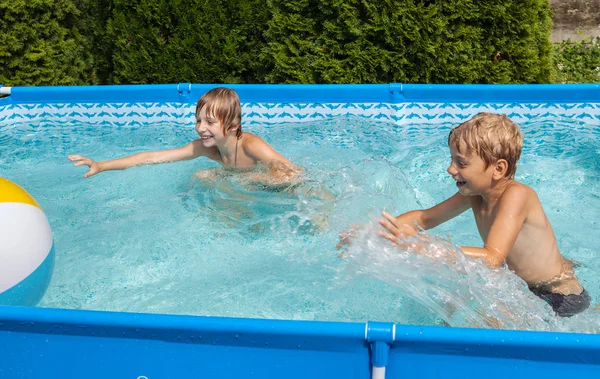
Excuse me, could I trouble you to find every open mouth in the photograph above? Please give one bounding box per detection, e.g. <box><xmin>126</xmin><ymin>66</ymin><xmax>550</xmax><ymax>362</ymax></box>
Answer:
<box><xmin>201</xmin><ymin>135</ymin><xmax>213</xmax><ymax>141</ymax></box>
<box><xmin>456</xmin><ymin>180</ymin><xmax>466</xmax><ymax>187</ymax></box>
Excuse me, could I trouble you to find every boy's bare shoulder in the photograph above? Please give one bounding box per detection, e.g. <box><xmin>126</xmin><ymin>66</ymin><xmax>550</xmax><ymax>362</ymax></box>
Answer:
<box><xmin>501</xmin><ymin>181</ymin><xmax>539</xmax><ymax>205</ymax></box>
<box><xmin>242</xmin><ymin>132</ymin><xmax>280</xmax><ymax>157</ymax></box>
<box><xmin>241</xmin><ymin>132</ymin><xmax>268</xmax><ymax>149</ymax></box>
<box><xmin>242</xmin><ymin>131</ymin><xmax>262</xmax><ymax>142</ymax></box>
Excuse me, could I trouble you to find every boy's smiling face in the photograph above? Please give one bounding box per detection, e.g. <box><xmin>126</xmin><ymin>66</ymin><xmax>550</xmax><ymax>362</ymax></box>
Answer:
<box><xmin>447</xmin><ymin>141</ymin><xmax>496</xmax><ymax>196</ymax></box>
<box><xmin>195</xmin><ymin>106</ymin><xmax>225</xmax><ymax>147</ymax></box>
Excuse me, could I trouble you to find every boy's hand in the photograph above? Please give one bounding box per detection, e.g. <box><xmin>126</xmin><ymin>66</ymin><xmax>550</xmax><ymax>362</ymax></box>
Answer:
<box><xmin>378</xmin><ymin>211</ymin><xmax>417</xmax><ymax>244</ymax></box>
<box><xmin>68</xmin><ymin>155</ymin><xmax>101</xmax><ymax>178</ymax></box>
<box><xmin>266</xmin><ymin>160</ymin><xmax>304</xmax><ymax>184</ymax></box>
<box><xmin>336</xmin><ymin>223</ymin><xmax>363</xmax><ymax>253</ymax></box>
<box><xmin>194</xmin><ymin>169</ymin><xmax>218</xmax><ymax>181</ymax></box>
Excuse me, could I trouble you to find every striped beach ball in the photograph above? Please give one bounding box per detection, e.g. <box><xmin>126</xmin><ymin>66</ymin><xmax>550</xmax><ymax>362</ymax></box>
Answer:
<box><xmin>0</xmin><ymin>177</ymin><xmax>55</xmax><ymax>306</ymax></box>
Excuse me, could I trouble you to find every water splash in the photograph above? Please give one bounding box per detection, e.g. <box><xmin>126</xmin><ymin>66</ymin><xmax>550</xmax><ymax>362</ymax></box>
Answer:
<box><xmin>338</xmin><ymin>219</ymin><xmax>600</xmax><ymax>332</ymax></box>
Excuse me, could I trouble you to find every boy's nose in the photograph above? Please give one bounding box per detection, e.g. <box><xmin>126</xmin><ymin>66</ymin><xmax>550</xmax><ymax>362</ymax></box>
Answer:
<box><xmin>447</xmin><ymin>163</ymin><xmax>457</xmax><ymax>176</ymax></box>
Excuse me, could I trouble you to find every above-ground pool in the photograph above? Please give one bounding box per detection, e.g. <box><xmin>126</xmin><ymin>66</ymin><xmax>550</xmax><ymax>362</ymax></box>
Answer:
<box><xmin>1</xmin><ymin>84</ymin><xmax>599</xmax><ymax>378</ymax></box>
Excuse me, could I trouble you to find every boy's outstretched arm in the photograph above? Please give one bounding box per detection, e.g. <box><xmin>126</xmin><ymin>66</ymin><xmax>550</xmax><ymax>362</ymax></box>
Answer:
<box><xmin>339</xmin><ymin>192</ymin><xmax>471</xmax><ymax>251</ymax></box>
<box><xmin>393</xmin><ymin>192</ymin><xmax>472</xmax><ymax>232</ymax></box>
<box><xmin>459</xmin><ymin>186</ymin><xmax>528</xmax><ymax>268</ymax></box>
<box><xmin>68</xmin><ymin>139</ymin><xmax>207</xmax><ymax>178</ymax></box>
<box><xmin>377</xmin><ymin>192</ymin><xmax>471</xmax><ymax>245</ymax></box>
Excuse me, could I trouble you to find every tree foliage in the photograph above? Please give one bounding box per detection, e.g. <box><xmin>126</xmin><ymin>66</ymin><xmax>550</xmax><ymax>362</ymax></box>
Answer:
<box><xmin>0</xmin><ymin>0</ymin><xmax>92</xmax><ymax>86</ymax></box>
<box><xmin>0</xmin><ymin>0</ymin><xmax>557</xmax><ymax>85</ymax></box>
<box><xmin>106</xmin><ymin>0</ymin><xmax>270</xmax><ymax>84</ymax></box>
<box><xmin>553</xmin><ymin>37</ymin><xmax>600</xmax><ymax>84</ymax></box>
<box><xmin>264</xmin><ymin>0</ymin><xmax>554</xmax><ymax>83</ymax></box>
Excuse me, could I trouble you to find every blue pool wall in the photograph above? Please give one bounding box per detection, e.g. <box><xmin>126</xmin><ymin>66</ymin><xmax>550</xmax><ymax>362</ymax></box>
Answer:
<box><xmin>2</xmin><ymin>83</ymin><xmax>600</xmax><ymax>128</ymax></box>
<box><xmin>2</xmin><ymin>306</ymin><xmax>600</xmax><ymax>379</ymax></box>
<box><xmin>1</xmin><ymin>306</ymin><xmax>599</xmax><ymax>379</ymax></box>
<box><xmin>1</xmin><ymin>83</ymin><xmax>600</xmax><ymax>378</ymax></box>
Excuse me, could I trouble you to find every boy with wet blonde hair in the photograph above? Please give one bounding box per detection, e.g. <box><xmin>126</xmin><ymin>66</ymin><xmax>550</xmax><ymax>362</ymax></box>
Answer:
<box><xmin>448</xmin><ymin>112</ymin><xmax>523</xmax><ymax>179</ymax></box>
<box><xmin>341</xmin><ymin>112</ymin><xmax>590</xmax><ymax>317</ymax></box>
<box><xmin>68</xmin><ymin>87</ymin><xmax>300</xmax><ymax>184</ymax></box>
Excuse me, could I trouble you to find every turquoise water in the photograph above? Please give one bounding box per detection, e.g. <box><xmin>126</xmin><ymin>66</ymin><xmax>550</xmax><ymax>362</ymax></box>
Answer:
<box><xmin>0</xmin><ymin>115</ymin><xmax>598</xmax><ymax>333</ymax></box>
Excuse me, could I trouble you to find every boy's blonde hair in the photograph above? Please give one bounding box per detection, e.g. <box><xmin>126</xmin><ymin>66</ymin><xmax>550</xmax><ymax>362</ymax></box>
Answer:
<box><xmin>448</xmin><ymin>113</ymin><xmax>523</xmax><ymax>179</ymax></box>
<box><xmin>196</xmin><ymin>87</ymin><xmax>242</xmax><ymax>139</ymax></box>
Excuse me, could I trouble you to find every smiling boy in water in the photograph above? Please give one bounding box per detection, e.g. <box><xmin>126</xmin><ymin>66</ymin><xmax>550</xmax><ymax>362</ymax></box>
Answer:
<box><xmin>68</xmin><ymin>87</ymin><xmax>301</xmax><ymax>185</ymax></box>
<box><xmin>340</xmin><ymin>113</ymin><xmax>590</xmax><ymax>317</ymax></box>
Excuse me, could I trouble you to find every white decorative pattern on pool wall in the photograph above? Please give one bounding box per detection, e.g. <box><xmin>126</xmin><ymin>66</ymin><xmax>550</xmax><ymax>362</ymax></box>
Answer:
<box><xmin>1</xmin><ymin>102</ymin><xmax>600</xmax><ymax>126</ymax></box>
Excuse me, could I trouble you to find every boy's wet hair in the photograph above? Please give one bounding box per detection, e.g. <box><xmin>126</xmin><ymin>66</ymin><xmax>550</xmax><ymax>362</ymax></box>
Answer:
<box><xmin>196</xmin><ymin>87</ymin><xmax>242</xmax><ymax>139</ymax></box>
<box><xmin>448</xmin><ymin>112</ymin><xmax>523</xmax><ymax>179</ymax></box>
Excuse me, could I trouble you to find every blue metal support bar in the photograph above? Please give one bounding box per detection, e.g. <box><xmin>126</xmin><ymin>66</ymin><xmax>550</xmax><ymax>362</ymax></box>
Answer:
<box><xmin>366</xmin><ymin>321</ymin><xmax>396</xmax><ymax>379</ymax></box>
<box><xmin>1</xmin><ymin>83</ymin><xmax>599</xmax><ymax>105</ymax></box>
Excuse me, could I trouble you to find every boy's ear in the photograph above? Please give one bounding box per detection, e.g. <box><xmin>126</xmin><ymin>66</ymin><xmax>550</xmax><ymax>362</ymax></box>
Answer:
<box><xmin>493</xmin><ymin>159</ymin><xmax>509</xmax><ymax>179</ymax></box>
<box><xmin>224</xmin><ymin>125</ymin><xmax>239</xmax><ymax>135</ymax></box>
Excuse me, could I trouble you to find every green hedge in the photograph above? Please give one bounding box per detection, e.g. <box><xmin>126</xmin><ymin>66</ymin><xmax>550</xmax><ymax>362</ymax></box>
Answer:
<box><xmin>106</xmin><ymin>0</ymin><xmax>270</xmax><ymax>84</ymax></box>
<box><xmin>265</xmin><ymin>0</ymin><xmax>554</xmax><ymax>83</ymax></box>
<box><xmin>0</xmin><ymin>0</ymin><xmax>557</xmax><ymax>85</ymax></box>
<box><xmin>76</xmin><ymin>0</ymin><xmax>113</xmax><ymax>84</ymax></box>
<box><xmin>0</xmin><ymin>0</ymin><xmax>93</xmax><ymax>86</ymax></box>
<box><xmin>553</xmin><ymin>37</ymin><xmax>600</xmax><ymax>84</ymax></box>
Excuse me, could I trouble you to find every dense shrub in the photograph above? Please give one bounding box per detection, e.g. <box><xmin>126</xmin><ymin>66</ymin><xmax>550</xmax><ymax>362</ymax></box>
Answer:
<box><xmin>106</xmin><ymin>0</ymin><xmax>270</xmax><ymax>84</ymax></box>
<box><xmin>0</xmin><ymin>0</ymin><xmax>92</xmax><ymax>86</ymax></box>
<box><xmin>264</xmin><ymin>0</ymin><xmax>554</xmax><ymax>84</ymax></box>
<box><xmin>553</xmin><ymin>37</ymin><xmax>600</xmax><ymax>83</ymax></box>
<box><xmin>75</xmin><ymin>0</ymin><xmax>113</xmax><ymax>84</ymax></box>
<box><xmin>0</xmin><ymin>0</ymin><xmax>558</xmax><ymax>85</ymax></box>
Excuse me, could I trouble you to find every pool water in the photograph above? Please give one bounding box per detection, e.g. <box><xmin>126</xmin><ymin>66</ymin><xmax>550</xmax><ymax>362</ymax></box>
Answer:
<box><xmin>0</xmin><ymin>115</ymin><xmax>598</xmax><ymax>333</ymax></box>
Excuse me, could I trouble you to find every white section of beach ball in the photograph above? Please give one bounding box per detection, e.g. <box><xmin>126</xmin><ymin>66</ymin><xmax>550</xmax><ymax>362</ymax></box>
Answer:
<box><xmin>0</xmin><ymin>202</ymin><xmax>53</xmax><ymax>300</ymax></box>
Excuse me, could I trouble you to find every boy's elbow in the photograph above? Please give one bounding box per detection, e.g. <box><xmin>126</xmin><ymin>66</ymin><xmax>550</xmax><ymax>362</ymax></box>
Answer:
<box><xmin>486</xmin><ymin>257</ymin><xmax>505</xmax><ymax>268</ymax></box>
<box><xmin>462</xmin><ymin>246</ymin><xmax>506</xmax><ymax>268</ymax></box>
<box><xmin>482</xmin><ymin>244</ymin><xmax>508</xmax><ymax>268</ymax></box>
<box><xmin>417</xmin><ymin>211</ymin><xmax>432</xmax><ymax>230</ymax></box>
<box><xmin>484</xmin><ymin>252</ymin><xmax>506</xmax><ymax>268</ymax></box>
